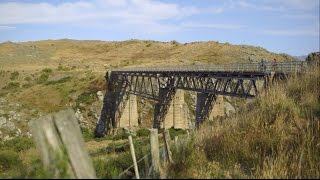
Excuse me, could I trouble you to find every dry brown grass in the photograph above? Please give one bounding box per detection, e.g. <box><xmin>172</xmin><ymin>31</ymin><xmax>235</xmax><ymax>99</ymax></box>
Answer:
<box><xmin>168</xmin><ymin>68</ymin><xmax>320</xmax><ymax>178</ymax></box>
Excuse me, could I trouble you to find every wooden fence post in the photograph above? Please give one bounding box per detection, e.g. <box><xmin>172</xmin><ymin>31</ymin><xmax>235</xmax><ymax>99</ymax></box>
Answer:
<box><xmin>149</xmin><ymin>129</ymin><xmax>160</xmax><ymax>178</ymax></box>
<box><xmin>128</xmin><ymin>135</ymin><xmax>140</xmax><ymax>179</ymax></box>
<box><xmin>29</xmin><ymin>109</ymin><xmax>96</xmax><ymax>179</ymax></box>
<box><xmin>163</xmin><ymin>129</ymin><xmax>173</xmax><ymax>164</ymax></box>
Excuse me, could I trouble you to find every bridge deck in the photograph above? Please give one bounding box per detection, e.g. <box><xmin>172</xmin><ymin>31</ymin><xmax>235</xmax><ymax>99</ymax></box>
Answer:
<box><xmin>112</xmin><ymin>61</ymin><xmax>308</xmax><ymax>73</ymax></box>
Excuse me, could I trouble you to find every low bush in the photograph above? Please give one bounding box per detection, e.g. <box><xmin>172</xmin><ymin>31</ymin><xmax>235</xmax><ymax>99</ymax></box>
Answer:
<box><xmin>10</xmin><ymin>71</ymin><xmax>19</xmax><ymax>80</ymax></box>
<box><xmin>2</xmin><ymin>82</ymin><xmax>20</xmax><ymax>90</ymax></box>
<box><xmin>36</xmin><ymin>73</ymin><xmax>49</xmax><ymax>84</ymax></box>
<box><xmin>76</xmin><ymin>91</ymin><xmax>96</xmax><ymax>105</ymax></box>
<box><xmin>41</xmin><ymin>68</ymin><xmax>53</xmax><ymax>74</ymax></box>
<box><xmin>0</xmin><ymin>150</ymin><xmax>20</xmax><ymax>172</ymax></box>
<box><xmin>81</xmin><ymin>127</ymin><xmax>94</xmax><ymax>142</ymax></box>
<box><xmin>136</xmin><ymin>128</ymin><xmax>150</xmax><ymax>137</ymax></box>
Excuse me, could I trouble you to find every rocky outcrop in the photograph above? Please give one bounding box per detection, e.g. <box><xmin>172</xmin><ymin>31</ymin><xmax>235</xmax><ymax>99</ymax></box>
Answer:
<box><xmin>96</xmin><ymin>91</ymin><xmax>104</xmax><ymax>102</ymax></box>
<box><xmin>75</xmin><ymin>108</ymin><xmax>87</xmax><ymax>126</ymax></box>
<box><xmin>0</xmin><ymin>116</ymin><xmax>6</xmax><ymax>128</ymax></box>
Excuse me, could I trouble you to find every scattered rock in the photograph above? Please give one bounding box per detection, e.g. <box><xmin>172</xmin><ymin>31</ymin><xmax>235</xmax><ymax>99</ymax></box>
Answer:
<box><xmin>11</xmin><ymin>112</ymin><xmax>21</xmax><ymax>122</ymax></box>
<box><xmin>26</xmin><ymin>131</ymin><xmax>33</xmax><ymax>138</ymax></box>
<box><xmin>0</xmin><ymin>97</ymin><xmax>6</xmax><ymax>104</ymax></box>
<box><xmin>75</xmin><ymin>109</ymin><xmax>87</xmax><ymax>126</ymax></box>
<box><xmin>0</xmin><ymin>116</ymin><xmax>6</xmax><ymax>128</ymax></box>
<box><xmin>8</xmin><ymin>111</ymin><xmax>16</xmax><ymax>116</ymax></box>
<box><xmin>6</xmin><ymin>121</ymin><xmax>16</xmax><ymax>131</ymax></box>
<box><xmin>96</xmin><ymin>91</ymin><xmax>104</xmax><ymax>101</ymax></box>
<box><xmin>4</xmin><ymin>135</ymin><xmax>13</xmax><ymax>141</ymax></box>
<box><xmin>15</xmin><ymin>128</ymin><xmax>21</xmax><ymax>136</ymax></box>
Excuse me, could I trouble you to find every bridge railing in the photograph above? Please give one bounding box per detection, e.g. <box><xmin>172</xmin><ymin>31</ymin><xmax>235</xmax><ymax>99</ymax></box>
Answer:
<box><xmin>113</xmin><ymin>61</ymin><xmax>312</xmax><ymax>73</ymax></box>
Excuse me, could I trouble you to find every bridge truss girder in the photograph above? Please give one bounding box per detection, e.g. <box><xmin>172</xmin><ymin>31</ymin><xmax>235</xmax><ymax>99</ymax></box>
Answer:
<box><xmin>95</xmin><ymin>71</ymin><xmax>264</xmax><ymax>136</ymax></box>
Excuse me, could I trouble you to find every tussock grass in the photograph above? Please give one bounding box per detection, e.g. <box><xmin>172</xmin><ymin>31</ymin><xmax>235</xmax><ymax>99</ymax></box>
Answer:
<box><xmin>168</xmin><ymin>69</ymin><xmax>320</xmax><ymax>178</ymax></box>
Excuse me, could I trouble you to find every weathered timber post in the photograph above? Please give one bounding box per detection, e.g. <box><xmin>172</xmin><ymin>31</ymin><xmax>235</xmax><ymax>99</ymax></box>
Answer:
<box><xmin>163</xmin><ymin>129</ymin><xmax>173</xmax><ymax>164</ymax></box>
<box><xmin>150</xmin><ymin>129</ymin><xmax>160</xmax><ymax>178</ymax></box>
<box><xmin>128</xmin><ymin>135</ymin><xmax>140</xmax><ymax>179</ymax></box>
<box><xmin>30</xmin><ymin>109</ymin><xmax>96</xmax><ymax>179</ymax></box>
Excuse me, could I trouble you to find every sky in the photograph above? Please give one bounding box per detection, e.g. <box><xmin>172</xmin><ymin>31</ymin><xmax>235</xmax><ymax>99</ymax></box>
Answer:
<box><xmin>0</xmin><ymin>0</ymin><xmax>319</xmax><ymax>56</ymax></box>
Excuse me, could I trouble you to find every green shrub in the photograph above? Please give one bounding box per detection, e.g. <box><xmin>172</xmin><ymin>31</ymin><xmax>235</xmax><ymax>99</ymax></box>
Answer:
<box><xmin>94</xmin><ymin>158</ymin><xmax>123</xmax><ymax>179</ymax></box>
<box><xmin>41</xmin><ymin>68</ymin><xmax>53</xmax><ymax>74</ymax></box>
<box><xmin>57</xmin><ymin>64</ymin><xmax>64</xmax><ymax>71</ymax></box>
<box><xmin>57</xmin><ymin>64</ymin><xmax>71</xmax><ymax>71</ymax></box>
<box><xmin>22</xmin><ymin>83</ymin><xmax>32</xmax><ymax>88</ymax></box>
<box><xmin>0</xmin><ymin>137</ymin><xmax>34</xmax><ymax>152</ymax></box>
<box><xmin>2</xmin><ymin>82</ymin><xmax>20</xmax><ymax>90</ymax></box>
<box><xmin>136</xmin><ymin>128</ymin><xmax>150</xmax><ymax>137</ymax></box>
<box><xmin>0</xmin><ymin>150</ymin><xmax>21</xmax><ymax>171</ymax></box>
<box><xmin>22</xmin><ymin>159</ymin><xmax>51</xmax><ymax>179</ymax></box>
<box><xmin>112</xmin><ymin>130</ymin><xmax>130</xmax><ymax>140</ymax></box>
<box><xmin>24</xmin><ymin>76</ymin><xmax>32</xmax><ymax>81</ymax></box>
<box><xmin>37</xmin><ymin>73</ymin><xmax>49</xmax><ymax>84</ymax></box>
<box><xmin>93</xmin><ymin>138</ymin><xmax>149</xmax><ymax>179</ymax></box>
<box><xmin>10</xmin><ymin>71</ymin><xmax>19</xmax><ymax>80</ymax></box>
<box><xmin>168</xmin><ymin>128</ymin><xmax>187</xmax><ymax>139</ymax></box>
<box><xmin>81</xmin><ymin>127</ymin><xmax>94</xmax><ymax>142</ymax></box>
<box><xmin>76</xmin><ymin>91</ymin><xmax>96</xmax><ymax>105</ymax></box>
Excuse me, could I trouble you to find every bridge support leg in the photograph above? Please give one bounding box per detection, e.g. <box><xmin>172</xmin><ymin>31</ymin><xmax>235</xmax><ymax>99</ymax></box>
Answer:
<box><xmin>119</xmin><ymin>95</ymin><xmax>138</xmax><ymax>128</ymax></box>
<box><xmin>209</xmin><ymin>95</ymin><xmax>224</xmax><ymax>119</ymax></box>
<box><xmin>195</xmin><ymin>93</ymin><xmax>217</xmax><ymax>128</ymax></box>
<box><xmin>161</xmin><ymin>89</ymin><xmax>188</xmax><ymax>129</ymax></box>
<box><xmin>95</xmin><ymin>72</ymin><xmax>129</xmax><ymax>137</ymax></box>
<box><xmin>153</xmin><ymin>88</ymin><xmax>176</xmax><ymax>129</ymax></box>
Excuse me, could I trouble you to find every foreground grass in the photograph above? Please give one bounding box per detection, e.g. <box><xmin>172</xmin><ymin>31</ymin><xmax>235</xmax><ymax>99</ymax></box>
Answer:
<box><xmin>168</xmin><ymin>69</ymin><xmax>320</xmax><ymax>179</ymax></box>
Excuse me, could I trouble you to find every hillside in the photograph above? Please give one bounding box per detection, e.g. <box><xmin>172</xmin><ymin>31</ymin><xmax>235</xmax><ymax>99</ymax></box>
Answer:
<box><xmin>0</xmin><ymin>39</ymin><xmax>295</xmax><ymax>71</ymax></box>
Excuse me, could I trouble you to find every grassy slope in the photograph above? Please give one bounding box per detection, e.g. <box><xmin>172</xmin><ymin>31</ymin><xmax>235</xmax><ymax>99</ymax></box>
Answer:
<box><xmin>168</xmin><ymin>67</ymin><xmax>320</xmax><ymax>178</ymax></box>
<box><xmin>0</xmin><ymin>39</ymin><xmax>295</xmax><ymax>71</ymax></box>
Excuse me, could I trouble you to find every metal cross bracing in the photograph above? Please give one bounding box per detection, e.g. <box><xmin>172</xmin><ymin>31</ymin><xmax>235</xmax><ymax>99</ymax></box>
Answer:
<box><xmin>117</xmin><ymin>71</ymin><xmax>265</xmax><ymax>99</ymax></box>
<box><xmin>95</xmin><ymin>61</ymin><xmax>317</xmax><ymax>137</ymax></box>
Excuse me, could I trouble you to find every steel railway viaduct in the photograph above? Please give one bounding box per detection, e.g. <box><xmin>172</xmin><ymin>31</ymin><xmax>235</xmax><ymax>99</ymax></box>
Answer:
<box><xmin>95</xmin><ymin>61</ymin><xmax>312</xmax><ymax>137</ymax></box>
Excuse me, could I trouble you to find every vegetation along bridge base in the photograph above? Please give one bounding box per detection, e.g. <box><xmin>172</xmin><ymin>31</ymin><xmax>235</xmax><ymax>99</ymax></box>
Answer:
<box><xmin>95</xmin><ymin>61</ymin><xmax>315</xmax><ymax>137</ymax></box>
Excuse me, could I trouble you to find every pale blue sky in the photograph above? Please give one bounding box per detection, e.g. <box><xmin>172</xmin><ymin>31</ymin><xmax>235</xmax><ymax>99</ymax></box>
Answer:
<box><xmin>0</xmin><ymin>0</ymin><xmax>319</xmax><ymax>56</ymax></box>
